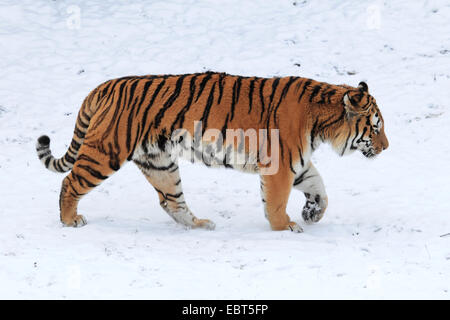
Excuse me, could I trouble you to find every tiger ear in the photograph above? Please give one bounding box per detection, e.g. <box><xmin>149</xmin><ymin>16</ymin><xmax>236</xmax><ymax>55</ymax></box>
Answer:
<box><xmin>343</xmin><ymin>93</ymin><xmax>361</xmax><ymax>117</ymax></box>
<box><xmin>358</xmin><ymin>81</ymin><xmax>368</xmax><ymax>93</ymax></box>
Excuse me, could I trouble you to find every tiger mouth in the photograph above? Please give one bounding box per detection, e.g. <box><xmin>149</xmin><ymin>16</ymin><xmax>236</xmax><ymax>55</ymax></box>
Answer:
<box><xmin>362</xmin><ymin>149</ymin><xmax>377</xmax><ymax>158</ymax></box>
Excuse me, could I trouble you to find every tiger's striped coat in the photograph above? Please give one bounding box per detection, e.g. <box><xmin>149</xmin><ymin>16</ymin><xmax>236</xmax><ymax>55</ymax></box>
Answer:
<box><xmin>36</xmin><ymin>72</ymin><xmax>388</xmax><ymax>232</ymax></box>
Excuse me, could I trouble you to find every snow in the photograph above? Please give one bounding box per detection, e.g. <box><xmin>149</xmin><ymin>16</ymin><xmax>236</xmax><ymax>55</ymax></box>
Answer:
<box><xmin>0</xmin><ymin>0</ymin><xmax>449</xmax><ymax>299</ymax></box>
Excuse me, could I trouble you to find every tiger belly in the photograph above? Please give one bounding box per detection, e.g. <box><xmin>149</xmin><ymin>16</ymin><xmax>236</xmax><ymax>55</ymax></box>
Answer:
<box><xmin>132</xmin><ymin>135</ymin><xmax>260</xmax><ymax>174</ymax></box>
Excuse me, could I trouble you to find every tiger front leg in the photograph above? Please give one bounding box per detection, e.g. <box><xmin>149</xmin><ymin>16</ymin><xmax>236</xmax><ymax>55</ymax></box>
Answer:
<box><xmin>260</xmin><ymin>167</ymin><xmax>303</xmax><ymax>233</ymax></box>
<box><xmin>293</xmin><ymin>162</ymin><xmax>328</xmax><ymax>224</ymax></box>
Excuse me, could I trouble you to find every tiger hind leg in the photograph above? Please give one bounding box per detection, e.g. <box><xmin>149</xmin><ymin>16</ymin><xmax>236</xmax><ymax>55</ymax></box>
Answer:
<box><xmin>59</xmin><ymin>143</ymin><xmax>127</xmax><ymax>227</ymax></box>
<box><xmin>133</xmin><ymin>149</ymin><xmax>215</xmax><ymax>230</ymax></box>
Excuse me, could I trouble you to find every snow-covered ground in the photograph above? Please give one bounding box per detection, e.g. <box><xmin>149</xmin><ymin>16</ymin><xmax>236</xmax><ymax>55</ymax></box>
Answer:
<box><xmin>0</xmin><ymin>0</ymin><xmax>449</xmax><ymax>299</ymax></box>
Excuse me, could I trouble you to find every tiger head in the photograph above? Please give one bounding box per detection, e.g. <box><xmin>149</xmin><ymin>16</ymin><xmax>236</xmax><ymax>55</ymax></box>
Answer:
<box><xmin>333</xmin><ymin>82</ymin><xmax>389</xmax><ymax>158</ymax></box>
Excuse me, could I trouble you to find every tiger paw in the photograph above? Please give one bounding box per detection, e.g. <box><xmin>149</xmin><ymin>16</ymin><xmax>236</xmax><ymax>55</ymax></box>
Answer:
<box><xmin>302</xmin><ymin>200</ymin><xmax>324</xmax><ymax>224</ymax></box>
<box><xmin>287</xmin><ymin>221</ymin><xmax>303</xmax><ymax>233</ymax></box>
<box><xmin>61</xmin><ymin>215</ymin><xmax>87</xmax><ymax>228</ymax></box>
<box><xmin>193</xmin><ymin>218</ymin><xmax>216</xmax><ymax>230</ymax></box>
<box><xmin>302</xmin><ymin>193</ymin><xmax>328</xmax><ymax>224</ymax></box>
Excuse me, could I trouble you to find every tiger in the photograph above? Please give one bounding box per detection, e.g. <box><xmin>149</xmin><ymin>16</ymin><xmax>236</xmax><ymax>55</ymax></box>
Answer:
<box><xmin>36</xmin><ymin>72</ymin><xmax>388</xmax><ymax>233</ymax></box>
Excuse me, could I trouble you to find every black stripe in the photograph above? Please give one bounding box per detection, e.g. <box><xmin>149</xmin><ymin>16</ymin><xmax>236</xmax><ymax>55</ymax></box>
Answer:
<box><xmin>99</xmin><ymin>80</ymin><xmax>128</xmax><ymax>141</ymax></box>
<box><xmin>107</xmin><ymin>142</ymin><xmax>121</xmax><ymax>171</ymax></box>
<box><xmin>36</xmin><ymin>145</ymin><xmax>48</xmax><ymax>152</ymax></box>
<box><xmin>230</xmin><ymin>77</ymin><xmax>242</xmax><ymax>121</ymax></box>
<box><xmin>70</xmin><ymin>139</ymin><xmax>81</xmax><ymax>151</ymax></box>
<box><xmin>77</xmin><ymin>117</ymin><xmax>89</xmax><ymax>129</ymax></box>
<box><xmin>279</xmin><ymin>139</ymin><xmax>284</xmax><ymax>166</ymax></box>
<box><xmin>316</xmin><ymin>85</ymin><xmax>331</xmax><ymax>104</ymax></box>
<box><xmin>134</xmin><ymin>80</ymin><xmax>154</xmax><ymax>117</ymax></box>
<box><xmin>112</xmin><ymin>82</ymin><xmax>133</xmax><ymax>155</ymax></box>
<box><xmin>140</xmin><ymin>79</ymin><xmax>167</xmax><ymax>139</ymax></box>
<box><xmin>310</xmin><ymin>118</ymin><xmax>318</xmax><ymax>150</ymax></box>
<box><xmin>74</xmin><ymin>127</ymin><xmax>85</xmax><ymax>139</ymax></box>
<box><xmin>341</xmin><ymin>130</ymin><xmax>352</xmax><ymax>156</ymax></box>
<box><xmin>125</xmin><ymin>95</ymin><xmax>140</xmax><ymax>152</ymax></box>
<box><xmin>319</xmin><ymin>110</ymin><xmax>346</xmax><ymax>132</ymax></box>
<box><xmin>154</xmin><ymin>187</ymin><xmax>165</xmax><ymax>198</ymax></box>
<box><xmin>358</xmin><ymin>127</ymin><xmax>368</xmax><ymax>143</ymax></box>
<box><xmin>153</xmin><ymin>188</ymin><xmax>184</xmax><ymax>202</ymax></box>
<box><xmin>165</xmin><ymin>192</ymin><xmax>183</xmax><ymax>201</ymax></box>
<box><xmin>298</xmin><ymin>147</ymin><xmax>304</xmax><ymax>167</ymax></box>
<box><xmin>69</xmin><ymin>190</ymin><xmax>83</xmax><ymax>198</ymax></box>
<box><xmin>218</xmin><ymin>113</ymin><xmax>229</xmax><ymax>150</ymax></box>
<box><xmin>259</xmin><ymin>79</ymin><xmax>268</xmax><ymax>122</ymax></box>
<box><xmin>81</xmin><ymin>108</ymin><xmax>91</xmax><ymax>122</ymax></box>
<box><xmin>294</xmin><ymin>78</ymin><xmax>303</xmax><ymax>91</ymax></box>
<box><xmin>134</xmin><ymin>159</ymin><xmax>176</xmax><ymax>171</ymax></box>
<box><xmin>294</xmin><ymin>169</ymin><xmax>310</xmax><ymax>186</ymax></box>
<box><xmin>126</xmin><ymin>80</ymin><xmax>140</xmax><ymax>110</ymax></box>
<box><xmin>268</xmin><ymin>78</ymin><xmax>281</xmax><ymax>107</ymax></box>
<box><xmin>264</xmin><ymin>78</ymin><xmax>282</xmax><ymax>140</ymax></box>
<box><xmin>64</xmin><ymin>153</ymin><xmax>76</xmax><ymax>164</ymax></box>
<box><xmin>100</xmin><ymin>80</ymin><xmax>114</xmax><ymax>100</ymax></box>
<box><xmin>73</xmin><ymin>173</ymin><xmax>97</xmax><ymax>188</ymax></box>
<box><xmin>288</xmin><ymin>151</ymin><xmax>296</xmax><ymax>174</ymax></box>
<box><xmin>127</xmin><ymin>122</ymin><xmax>141</xmax><ymax>161</ymax></box>
<box><xmin>217</xmin><ymin>73</ymin><xmax>225</xmax><ymax>104</ymax></box>
<box><xmin>160</xmin><ymin>86</ymin><xmax>170</xmax><ymax>99</ymax></box>
<box><xmin>77</xmin><ymin>154</ymin><xmax>100</xmax><ymax>165</ymax></box>
<box><xmin>350</xmin><ymin>119</ymin><xmax>361</xmax><ymax>150</ymax></box>
<box><xmin>77</xmin><ymin>164</ymin><xmax>109</xmax><ymax>180</ymax></box>
<box><xmin>128</xmin><ymin>80</ymin><xmax>154</xmax><ymax>151</ymax></box>
<box><xmin>154</xmin><ymin>75</ymin><xmax>188</xmax><ymax>129</ymax></box>
<box><xmin>60</xmin><ymin>157</ymin><xmax>69</xmax><ymax>168</ymax></box>
<box><xmin>248</xmin><ymin>78</ymin><xmax>255</xmax><ymax>114</ymax></box>
<box><xmin>115</xmin><ymin>79</ymin><xmax>129</xmax><ymax>109</ymax></box>
<box><xmin>170</xmin><ymin>75</ymin><xmax>197</xmax><ymax>133</ymax></box>
<box><xmin>54</xmin><ymin>159</ymin><xmax>63</xmax><ymax>172</ymax></box>
<box><xmin>361</xmin><ymin>96</ymin><xmax>372</xmax><ymax>111</ymax></box>
<box><xmin>38</xmin><ymin>151</ymin><xmax>51</xmax><ymax>159</ymax></box>
<box><xmin>195</xmin><ymin>73</ymin><xmax>213</xmax><ymax>102</ymax></box>
<box><xmin>326</xmin><ymin>89</ymin><xmax>337</xmax><ymax>103</ymax></box>
<box><xmin>101</xmin><ymin>80</ymin><xmax>122</xmax><ymax>109</ymax></box>
<box><xmin>298</xmin><ymin>80</ymin><xmax>312</xmax><ymax>103</ymax></box>
<box><xmin>272</xmin><ymin>77</ymin><xmax>296</xmax><ymax>125</ymax></box>
<box><xmin>223</xmin><ymin>145</ymin><xmax>233</xmax><ymax>168</ymax></box>
<box><xmin>67</xmin><ymin>146</ymin><xmax>78</xmax><ymax>157</ymax></box>
<box><xmin>309</xmin><ymin>84</ymin><xmax>322</xmax><ymax>102</ymax></box>
<box><xmin>157</xmin><ymin>129</ymin><xmax>168</xmax><ymax>152</ymax></box>
<box><xmin>200</xmin><ymin>82</ymin><xmax>217</xmax><ymax>135</ymax></box>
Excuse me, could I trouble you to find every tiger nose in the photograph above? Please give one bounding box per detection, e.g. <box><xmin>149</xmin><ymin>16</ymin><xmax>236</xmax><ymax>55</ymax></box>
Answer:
<box><xmin>382</xmin><ymin>138</ymin><xmax>389</xmax><ymax>150</ymax></box>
